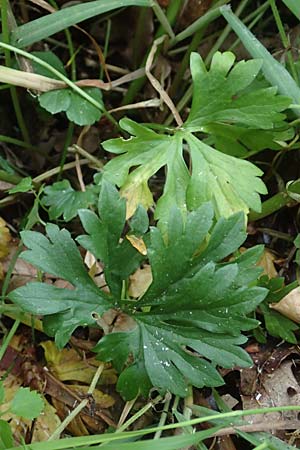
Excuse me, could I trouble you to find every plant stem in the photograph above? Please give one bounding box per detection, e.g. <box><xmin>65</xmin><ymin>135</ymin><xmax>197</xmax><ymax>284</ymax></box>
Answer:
<box><xmin>269</xmin><ymin>0</ymin><xmax>298</xmax><ymax>83</ymax></box>
<box><xmin>0</xmin><ymin>170</ymin><xmax>22</xmax><ymax>184</ymax></box>
<box><xmin>205</xmin><ymin>0</ymin><xmax>249</xmax><ymax>64</ymax></box>
<box><xmin>116</xmin><ymin>394</ymin><xmax>163</xmax><ymax>433</ymax></box>
<box><xmin>58</xmin><ymin>122</ymin><xmax>74</xmax><ymax>180</ymax></box>
<box><xmin>169</xmin><ymin>0</ymin><xmax>228</xmax><ymax>47</ymax></box>
<box><xmin>152</xmin><ymin>0</ymin><xmax>175</xmax><ymax>39</ymax></box>
<box><xmin>0</xmin><ymin>319</ymin><xmax>20</xmax><ymax>361</ymax></box>
<box><xmin>122</xmin><ymin>0</ymin><xmax>182</xmax><ymax>105</ymax></box>
<box><xmin>248</xmin><ymin>191</ymin><xmax>291</xmax><ymax>221</ymax></box>
<box><xmin>154</xmin><ymin>394</ymin><xmax>171</xmax><ymax>439</ymax></box>
<box><xmin>48</xmin><ymin>363</ymin><xmax>105</xmax><ymax>440</ymax></box>
<box><xmin>69</xmin><ymin>145</ymin><xmax>103</xmax><ymax>168</ymax></box>
<box><xmin>0</xmin><ymin>0</ymin><xmax>30</xmax><ymax>144</ymax></box>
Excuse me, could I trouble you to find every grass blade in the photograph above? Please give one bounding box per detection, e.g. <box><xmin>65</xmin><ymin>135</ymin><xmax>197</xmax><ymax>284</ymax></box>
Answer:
<box><xmin>282</xmin><ymin>0</ymin><xmax>300</xmax><ymax>19</ymax></box>
<box><xmin>220</xmin><ymin>5</ymin><xmax>300</xmax><ymax>116</ymax></box>
<box><xmin>10</xmin><ymin>0</ymin><xmax>151</xmax><ymax>48</ymax></box>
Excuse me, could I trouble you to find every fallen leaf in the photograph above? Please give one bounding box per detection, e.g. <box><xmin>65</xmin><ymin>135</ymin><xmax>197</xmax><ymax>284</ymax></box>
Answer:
<box><xmin>126</xmin><ymin>234</ymin><xmax>147</xmax><ymax>255</ymax></box>
<box><xmin>271</xmin><ymin>287</ymin><xmax>300</xmax><ymax>323</ymax></box>
<box><xmin>258</xmin><ymin>249</ymin><xmax>278</xmax><ymax>278</ymax></box>
<box><xmin>128</xmin><ymin>265</ymin><xmax>153</xmax><ymax>298</ymax></box>
<box><xmin>0</xmin><ymin>218</ymin><xmax>11</xmax><ymax>259</ymax></box>
<box><xmin>41</xmin><ymin>341</ymin><xmax>117</xmax><ymax>385</ymax></box>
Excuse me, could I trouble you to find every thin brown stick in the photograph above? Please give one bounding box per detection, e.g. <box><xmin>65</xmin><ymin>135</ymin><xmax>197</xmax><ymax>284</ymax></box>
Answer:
<box><xmin>145</xmin><ymin>35</ymin><xmax>183</xmax><ymax>127</ymax></box>
<box><xmin>211</xmin><ymin>419</ymin><xmax>300</xmax><ymax>437</ymax></box>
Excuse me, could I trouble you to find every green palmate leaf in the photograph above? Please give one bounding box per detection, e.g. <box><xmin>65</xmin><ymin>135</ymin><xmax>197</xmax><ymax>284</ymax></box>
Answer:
<box><xmin>8</xmin><ymin>177</ymin><xmax>33</xmax><ymax>194</ymax></box>
<box><xmin>8</xmin><ymin>223</ymin><xmax>111</xmax><ymax>347</ymax></box>
<box><xmin>77</xmin><ymin>180</ymin><xmax>145</xmax><ymax>297</ymax></box>
<box><xmin>185</xmin><ymin>133</ymin><xmax>267</xmax><ymax>218</ymax></box>
<box><xmin>220</xmin><ymin>6</ymin><xmax>300</xmax><ymax>116</ymax></box>
<box><xmin>31</xmin><ymin>51</ymin><xmax>67</xmax><ymax>79</ymax></box>
<box><xmin>8</xmin><ymin>183</ymin><xmax>267</xmax><ymax>399</ymax></box>
<box><xmin>94</xmin><ymin>202</ymin><xmax>267</xmax><ymax>399</ymax></box>
<box><xmin>39</xmin><ymin>87</ymin><xmax>103</xmax><ymax>125</ymax></box>
<box><xmin>10</xmin><ymin>388</ymin><xmax>44</xmax><ymax>420</ymax></box>
<box><xmin>102</xmin><ymin>120</ymin><xmax>186</xmax><ymax>224</ymax></box>
<box><xmin>185</xmin><ymin>52</ymin><xmax>291</xmax><ymax>131</ymax></box>
<box><xmin>103</xmin><ymin>118</ymin><xmax>267</xmax><ymax>227</ymax></box>
<box><xmin>204</xmin><ymin>123</ymin><xmax>294</xmax><ymax>158</ymax></box>
<box><xmin>42</xmin><ymin>180</ymin><xmax>99</xmax><ymax>221</ymax></box>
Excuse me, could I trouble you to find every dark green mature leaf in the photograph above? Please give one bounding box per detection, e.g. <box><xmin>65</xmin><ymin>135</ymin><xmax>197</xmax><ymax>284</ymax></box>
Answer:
<box><xmin>258</xmin><ymin>277</ymin><xmax>298</xmax><ymax>344</ymax></box>
<box><xmin>185</xmin><ymin>52</ymin><xmax>290</xmax><ymax>131</ymax></box>
<box><xmin>31</xmin><ymin>51</ymin><xmax>67</xmax><ymax>79</ymax></box>
<box><xmin>9</xmin><ymin>185</ymin><xmax>267</xmax><ymax>398</ymax></box>
<box><xmin>39</xmin><ymin>87</ymin><xmax>103</xmax><ymax>126</ymax></box>
<box><xmin>77</xmin><ymin>180</ymin><xmax>145</xmax><ymax>297</ymax></box>
<box><xmin>95</xmin><ymin>203</ymin><xmax>267</xmax><ymax>399</ymax></box>
<box><xmin>8</xmin><ymin>223</ymin><xmax>111</xmax><ymax>347</ymax></box>
<box><xmin>42</xmin><ymin>180</ymin><xmax>99</xmax><ymax>221</ymax></box>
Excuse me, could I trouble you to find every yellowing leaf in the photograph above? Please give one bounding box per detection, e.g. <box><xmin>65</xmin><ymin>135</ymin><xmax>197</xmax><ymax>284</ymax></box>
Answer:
<box><xmin>258</xmin><ymin>249</ymin><xmax>278</xmax><ymax>278</ymax></box>
<box><xmin>121</xmin><ymin>179</ymin><xmax>153</xmax><ymax>219</ymax></box>
<box><xmin>41</xmin><ymin>341</ymin><xmax>117</xmax><ymax>384</ymax></box>
<box><xmin>270</xmin><ymin>287</ymin><xmax>300</xmax><ymax>323</ymax></box>
<box><xmin>0</xmin><ymin>218</ymin><xmax>11</xmax><ymax>259</ymax></box>
<box><xmin>126</xmin><ymin>234</ymin><xmax>147</xmax><ymax>255</ymax></box>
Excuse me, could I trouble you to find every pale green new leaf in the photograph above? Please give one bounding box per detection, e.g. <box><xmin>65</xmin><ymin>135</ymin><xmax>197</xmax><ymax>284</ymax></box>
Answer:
<box><xmin>185</xmin><ymin>52</ymin><xmax>291</xmax><ymax>131</ymax></box>
<box><xmin>185</xmin><ymin>133</ymin><xmax>267</xmax><ymax>217</ymax></box>
<box><xmin>102</xmin><ymin>119</ymin><xmax>188</xmax><ymax>225</ymax></box>
<box><xmin>282</xmin><ymin>0</ymin><xmax>300</xmax><ymax>19</ymax></box>
<box><xmin>10</xmin><ymin>388</ymin><xmax>44</xmax><ymax>420</ymax></box>
<box><xmin>103</xmin><ymin>118</ymin><xmax>267</xmax><ymax>224</ymax></box>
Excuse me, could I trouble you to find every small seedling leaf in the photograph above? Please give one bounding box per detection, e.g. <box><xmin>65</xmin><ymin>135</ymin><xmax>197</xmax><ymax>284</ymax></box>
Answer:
<box><xmin>10</xmin><ymin>388</ymin><xmax>44</xmax><ymax>420</ymax></box>
<box><xmin>39</xmin><ymin>87</ymin><xmax>103</xmax><ymax>125</ymax></box>
<box><xmin>42</xmin><ymin>179</ymin><xmax>99</xmax><ymax>221</ymax></box>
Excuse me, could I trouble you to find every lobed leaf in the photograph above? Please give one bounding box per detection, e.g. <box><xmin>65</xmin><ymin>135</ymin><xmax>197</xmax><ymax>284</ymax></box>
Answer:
<box><xmin>8</xmin><ymin>223</ymin><xmax>111</xmax><ymax>347</ymax></box>
<box><xmin>9</xmin><ymin>183</ymin><xmax>267</xmax><ymax>398</ymax></box>
<box><xmin>42</xmin><ymin>180</ymin><xmax>99</xmax><ymax>221</ymax></box>
<box><xmin>185</xmin><ymin>52</ymin><xmax>290</xmax><ymax>131</ymax></box>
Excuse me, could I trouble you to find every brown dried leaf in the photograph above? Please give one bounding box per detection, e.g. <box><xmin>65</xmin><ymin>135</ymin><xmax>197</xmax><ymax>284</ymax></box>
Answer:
<box><xmin>41</xmin><ymin>341</ymin><xmax>117</xmax><ymax>385</ymax></box>
<box><xmin>258</xmin><ymin>249</ymin><xmax>278</xmax><ymax>278</ymax></box>
<box><xmin>270</xmin><ymin>287</ymin><xmax>300</xmax><ymax>323</ymax></box>
<box><xmin>128</xmin><ymin>265</ymin><xmax>152</xmax><ymax>298</ymax></box>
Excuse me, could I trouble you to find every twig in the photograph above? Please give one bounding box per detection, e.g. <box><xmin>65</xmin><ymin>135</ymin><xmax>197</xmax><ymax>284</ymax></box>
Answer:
<box><xmin>47</xmin><ymin>363</ymin><xmax>105</xmax><ymax>440</ymax></box>
<box><xmin>211</xmin><ymin>419</ymin><xmax>300</xmax><ymax>437</ymax></box>
<box><xmin>145</xmin><ymin>35</ymin><xmax>183</xmax><ymax>127</ymax></box>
